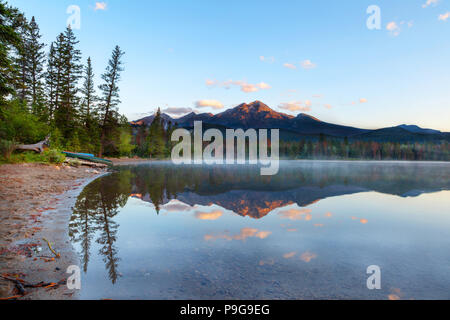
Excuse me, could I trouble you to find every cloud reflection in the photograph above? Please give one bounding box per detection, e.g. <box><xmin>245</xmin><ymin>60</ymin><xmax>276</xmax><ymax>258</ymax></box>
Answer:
<box><xmin>283</xmin><ymin>252</ymin><xmax>297</xmax><ymax>259</ymax></box>
<box><xmin>161</xmin><ymin>200</ymin><xmax>192</xmax><ymax>212</ymax></box>
<box><xmin>300</xmin><ymin>251</ymin><xmax>317</xmax><ymax>262</ymax></box>
<box><xmin>278</xmin><ymin>207</ymin><xmax>312</xmax><ymax>221</ymax></box>
<box><xmin>204</xmin><ymin>228</ymin><xmax>272</xmax><ymax>242</ymax></box>
<box><xmin>259</xmin><ymin>259</ymin><xmax>275</xmax><ymax>266</ymax></box>
<box><xmin>195</xmin><ymin>210</ymin><xmax>223</xmax><ymax>220</ymax></box>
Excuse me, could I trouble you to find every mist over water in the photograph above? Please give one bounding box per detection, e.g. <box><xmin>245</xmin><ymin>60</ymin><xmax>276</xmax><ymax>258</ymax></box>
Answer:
<box><xmin>69</xmin><ymin>161</ymin><xmax>450</xmax><ymax>299</ymax></box>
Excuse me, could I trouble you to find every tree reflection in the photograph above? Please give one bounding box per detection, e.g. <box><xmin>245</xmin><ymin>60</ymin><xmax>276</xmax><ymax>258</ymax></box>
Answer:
<box><xmin>69</xmin><ymin>170</ymin><xmax>133</xmax><ymax>283</ymax></box>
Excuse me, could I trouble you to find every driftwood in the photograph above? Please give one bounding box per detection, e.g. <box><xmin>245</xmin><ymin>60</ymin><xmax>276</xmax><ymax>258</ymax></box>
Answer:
<box><xmin>64</xmin><ymin>158</ymin><xmax>108</xmax><ymax>168</ymax></box>
<box><xmin>16</xmin><ymin>136</ymin><xmax>50</xmax><ymax>153</ymax></box>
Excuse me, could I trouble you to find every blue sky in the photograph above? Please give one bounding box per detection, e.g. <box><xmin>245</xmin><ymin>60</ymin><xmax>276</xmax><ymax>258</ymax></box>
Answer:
<box><xmin>10</xmin><ymin>0</ymin><xmax>450</xmax><ymax>131</ymax></box>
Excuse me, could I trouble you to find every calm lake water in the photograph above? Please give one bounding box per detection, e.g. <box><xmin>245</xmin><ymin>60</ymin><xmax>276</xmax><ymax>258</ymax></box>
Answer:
<box><xmin>69</xmin><ymin>161</ymin><xmax>450</xmax><ymax>300</ymax></box>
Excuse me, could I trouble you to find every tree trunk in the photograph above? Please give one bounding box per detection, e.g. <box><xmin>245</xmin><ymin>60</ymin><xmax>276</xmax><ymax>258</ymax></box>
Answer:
<box><xmin>16</xmin><ymin>136</ymin><xmax>50</xmax><ymax>153</ymax></box>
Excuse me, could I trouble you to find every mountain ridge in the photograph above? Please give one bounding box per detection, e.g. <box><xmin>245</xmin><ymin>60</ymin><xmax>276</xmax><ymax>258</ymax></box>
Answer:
<box><xmin>130</xmin><ymin>101</ymin><xmax>449</xmax><ymax>142</ymax></box>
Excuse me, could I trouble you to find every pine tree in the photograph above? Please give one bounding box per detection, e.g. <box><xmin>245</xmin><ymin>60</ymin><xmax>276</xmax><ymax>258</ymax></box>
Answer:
<box><xmin>147</xmin><ymin>108</ymin><xmax>166</xmax><ymax>158</ymax></box>
<box><xmin>53</xmin><ymin>26</ymin><xmax>82</xmax><ymax>140</ymax></box>
<box><xmin>27</xmin><ymin>16</ymin><xmax>46</xmax><ymax>112</ymax></box>
<box><xmin>0</xmin><ymin>1</ymin><xmax>22</xmax><ymax>103</ymax></box>
<box><xmin>98</xmin><ymin>45</ymin><xmax>125</xmax><ymax>156</ymax></box>
<box><xmin>14</xmin><ymin>14</ymin><xmax>30</xmax><ymax>104</ymax></box>
<box><xmin>80</xmin><ymin>57</ymin><xmax>97</xmax><ymax>125</ymax></box>
<box><xmin>45</xmin><ymin>42</ymin><xmax>57</xmax><ymax>120</ymax></box>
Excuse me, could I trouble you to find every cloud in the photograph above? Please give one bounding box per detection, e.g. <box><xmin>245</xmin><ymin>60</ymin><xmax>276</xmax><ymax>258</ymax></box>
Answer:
<box><xmin>359</xmin><ymin>98</ymin><xmax>368</xmax><ymax>104</ymax></box>
<box><xmin>195</xmin><ymin>100</ymin><xmax>224</xmax><ymax>109</ymax></box>
<box><xmin>260</xmin><ymin>56</ymin><xmax>275</xmax><ymax>63</ymax></box>
<box><xmin>256</xmin><ymin>82</ymin><xmax>271</xmax><ymax>90</ymax></box>
<box><xmin>206</xmin><ymin>79</ymin><xmax>271</xmax><ymax>93</ymax></box>
<box><xmin>278</xmin><ymin>101</ymin><xmax>311</xmax><ymax>112</ymax></box>
<box><xmin>324</xmin><ymin>104</ymin><xmax>333</xmax><ymax>109</ymax></box>
<box><xmin>94</xmin><ymin>2</ymin><xmax>107</xmax><ymax>10</ymax></box>
<box><xmin>386</xmin><ymin>21</ymin><xmax>400</xmax><ymax>36</ymax></box>
<box><xmin>422</xmin><ymin>0</ymin><xmax>439</xmax><ymax>8</ymax></box>
<box><xmin>438</xmin><ymin>12</ymin><xmax>450</xmax><ymax>21</ymax></box>
<box><xmin>305</xmin><ymin>100</ymin><xmax>312</xmax><ymax>107</ymax></box>
<box><xmin>236</xmin><ymin>81</ymin><xmax>271</xmax><ymax>93</ymax></box>
<box><xmin>300</xmin><ymin>59</ymin><xmax>317</xmax><ymax>69</ymax></box>
<box><xmin>162</xmin><ymin>107</ymin><xmax>194</xmax><ymax>116</ymax></box>
<box><xmin>283</xmin><ymin>63</ymin><xmax>297</xmax><ymax>70</ymax></box>
<box><xmin>240</xmin><ymin>83</ymin><xmax>259</xmax><ymax>93</ymax></box>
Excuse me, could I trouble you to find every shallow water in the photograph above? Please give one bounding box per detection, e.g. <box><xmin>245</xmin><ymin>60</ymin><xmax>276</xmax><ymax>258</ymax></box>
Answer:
<box><xmin>69</xmin><ymin>161</ymin><xmax>450</xmax><ymax>300</ymax></box>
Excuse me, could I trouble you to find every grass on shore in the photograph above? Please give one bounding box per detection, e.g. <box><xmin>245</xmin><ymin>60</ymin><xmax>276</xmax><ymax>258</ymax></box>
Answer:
<box><xmin>0</xmin><ymin>149</ymin><xmax>66</xmax><ymax>165</ymax></box>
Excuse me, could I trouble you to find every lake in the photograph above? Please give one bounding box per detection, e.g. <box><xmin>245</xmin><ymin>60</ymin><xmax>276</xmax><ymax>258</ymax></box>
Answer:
<box><xmin>69</xmin><ymin>161</ymin><xmax>450</xmax><ymax>300</ymax></box>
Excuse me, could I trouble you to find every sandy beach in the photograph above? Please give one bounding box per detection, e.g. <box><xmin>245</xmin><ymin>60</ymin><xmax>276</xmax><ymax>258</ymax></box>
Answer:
<box><xmin>0</xmin><ymin>163</ymin><xmax>107</xmax><ymax>300</ymax></box>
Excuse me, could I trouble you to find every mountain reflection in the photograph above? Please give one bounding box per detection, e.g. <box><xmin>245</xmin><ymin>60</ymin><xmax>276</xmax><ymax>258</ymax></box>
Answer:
<box><xmin>69</xmin><ymin>161</ymin><xmax>450</xmax><ymax>285</ymax></box>
<box><xmin>124</xmin><ymin>162</ymin><xmax>450</xmax><ymax>218</ymax></box>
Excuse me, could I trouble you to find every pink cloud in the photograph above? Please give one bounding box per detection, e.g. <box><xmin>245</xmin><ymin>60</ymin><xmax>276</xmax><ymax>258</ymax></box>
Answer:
<box><xmin>438</xmin><ymin>12</ymin><xmax>450</xmax><ymax>21</ymax></box>
<box><xmin>95</xmin><ymin>2</ymin><xmax>107</xmax><ymax>11</ymax></box>
<box><xmin>278</xmin><ymin>101</ymin><xmax>311</xmax><ymax>112</ymax></box>
<box><xmin>283</xmin><ymin>63</ymin><xmax>297</xmax><ymax>70</ymax></box>
<box><xmin>206</xmin><ymin>79</ymin><xmax>271</xmax><ymax>93</ymax></box>
<box><xmin>301</xmin><ymin>59</ymin><xmax>317</xmax><ymax>69</ymax></box>
<box><xmin>195</xmin><ymin>100</ymin><xmax>224</xmax><ymax>109</ymax></box>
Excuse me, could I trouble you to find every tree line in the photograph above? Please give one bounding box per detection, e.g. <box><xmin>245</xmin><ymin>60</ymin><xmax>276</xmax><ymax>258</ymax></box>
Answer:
<box><xmin>133</xmin><ymin>115</ymin><xmax>450</xmax><ymax>161</ymax></box>
<box><xmin>133</xmin><ymin>108</ymin><xmax>176</xmax><ymax>158</ymax></box>
<box><xmin>0</xmin><ymin>1</ymin><xmax>133</xmax><ymax>158</ymax></box>
<box><xmin>279</xmin><ymin>137</ymin><xmax>450</xmax><ymax>161</ymax></box>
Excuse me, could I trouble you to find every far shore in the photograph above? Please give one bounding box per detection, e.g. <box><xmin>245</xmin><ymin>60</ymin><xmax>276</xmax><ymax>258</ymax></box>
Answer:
<box><xmin>107</xmin><ymin>157</ymin><xmax>450</xmax><ymax>166</ymax></box>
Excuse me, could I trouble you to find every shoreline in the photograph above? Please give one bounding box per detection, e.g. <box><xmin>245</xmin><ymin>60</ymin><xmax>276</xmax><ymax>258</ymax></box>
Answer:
<box><xmin>0</xmin><ymin>163</ymin><xmax>107</xmax><ymax>300</ymax></box>
<box><xmin>109</xmin><ymin>158</ymin><xmax>450</xmax><ymax>166</ymax></box>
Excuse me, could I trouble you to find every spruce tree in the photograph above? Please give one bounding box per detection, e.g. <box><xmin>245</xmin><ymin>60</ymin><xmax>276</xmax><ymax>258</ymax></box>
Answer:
<box><xmin>46</xmin><ymin>34</ymin><xmax>65</xmax><ymax>121</ymax></box>
<box><xmin>98</xmin><ymin>45</ymin><xmax>125</xmax><ymax>156</ymax></box>
<box><xmin>27</xmin><ymin>16</ymin><xmax>46</xmax><ymax>113</ymax></box>
<box><xmin>53</xmin><ymin>26</ymin><xmax>82</xmax><ymax>140</ymax></box>
<box><xmin>147</xmin><ymin>108</ymin><xmax>166</xmax><ymax>158</ymax></box>
<box><xmin>80</xmin><ymin>57</ymin><xmax>97</xmax><ymax>125</ymax></box>
<box><xmin>45</xmin><ymin>42</ymin><xmax>57</xmax><ymax>120</ymax></box>
<box><xmin>0</xmin><ymin>1</ymin><xmax>22</xmax><ymax>103</ymax></box>
<box><xmin>14</xmin><ymin>14</ymin><xmax>30</xmax><ymax>104</ymax></box>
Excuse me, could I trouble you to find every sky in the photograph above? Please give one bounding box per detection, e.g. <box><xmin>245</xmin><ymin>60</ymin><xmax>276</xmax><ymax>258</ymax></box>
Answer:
<box><xmin>9</xmin><ymin>0</ymin><xmax>450</xmax><ymax>131</ymax></box>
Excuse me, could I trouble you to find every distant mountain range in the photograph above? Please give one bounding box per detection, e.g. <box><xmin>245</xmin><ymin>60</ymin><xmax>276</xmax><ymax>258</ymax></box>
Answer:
<box><xmin>130</xmin><ymin>101</ymin><xmax>449</xmax><ymax>143</ymax></box>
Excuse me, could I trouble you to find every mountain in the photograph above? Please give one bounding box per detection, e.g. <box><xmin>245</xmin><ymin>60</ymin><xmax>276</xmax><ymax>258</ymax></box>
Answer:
<box><xmin>131</xmin><ymin>101</ymin><xmax>448</xmax><ymax>142</ymax></box>
<box><xmin>398</xmin><ymin>124</ymin><xmax>441</xmax><ymax>135</ymax></box>
<box><xmin>352</xmin><ymin>126</ymin><xmax>449</xmax><ymax>143</ymax></box>
<box><xmin>290</xmin><ymin>113</ymin><xmax>368</xmax><ymax>137</ymax></box>
<box><xmin>130</xmin><ymin>113</ymin><xmax>174</xmax><ymax>127</ymax></box>
<box><xmin>207</xmin><ymin>101</ymin><xmax>294</xmax><ymax>129</ymax></box>
<box><xmin>175</xmin><ymin>112</ymin><xmax>213</xmax><ymax>126</ymax></box>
